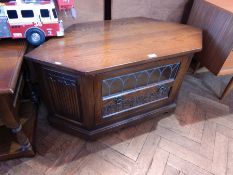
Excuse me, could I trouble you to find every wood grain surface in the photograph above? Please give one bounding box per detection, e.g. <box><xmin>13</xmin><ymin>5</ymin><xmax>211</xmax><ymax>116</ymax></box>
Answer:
<box><xmin>0</xmin><ymin>39</ymin><xmax>26</xmax><ymax>94</ymax></box>
<box><xmin>188</xmin><ymin>0</ymin><xmax>233</xmax><ymax>75</ymax></box>
<box><xmin>25</xmin><ymin>17</ymin><xmax>202</xmax><ymax>75</ymax></box>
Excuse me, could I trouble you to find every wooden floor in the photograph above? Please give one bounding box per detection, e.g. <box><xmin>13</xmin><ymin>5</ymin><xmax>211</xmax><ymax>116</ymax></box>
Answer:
<box><xmin>1</xmin><ymin>71</ymin><xmax>233</xmax><ymax>175</ymax></box>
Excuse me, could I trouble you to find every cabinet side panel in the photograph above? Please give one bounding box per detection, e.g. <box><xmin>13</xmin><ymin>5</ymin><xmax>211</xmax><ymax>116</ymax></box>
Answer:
<box><xmin>42</xmin><ymin>68</ymin><xmax>83</xmax><ymax>123</ymax></box>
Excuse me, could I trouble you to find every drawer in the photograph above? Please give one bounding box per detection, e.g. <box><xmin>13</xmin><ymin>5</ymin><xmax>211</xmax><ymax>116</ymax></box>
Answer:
<box><xmin>102</xmin><ymin>81</ymin><xmax>173</xmax><ymax>118</ymax></box>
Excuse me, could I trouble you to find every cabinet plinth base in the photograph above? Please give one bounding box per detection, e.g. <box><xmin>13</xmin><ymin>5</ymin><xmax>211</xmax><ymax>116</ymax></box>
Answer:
<box><xmin>48</xmin><ymin>103</ymin><xmax>176</xmax><ymax>139</ymax></box>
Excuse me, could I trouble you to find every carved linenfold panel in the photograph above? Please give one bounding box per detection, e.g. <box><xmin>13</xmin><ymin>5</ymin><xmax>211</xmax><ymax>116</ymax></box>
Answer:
<box><xmin>102</xmin><ymin>84</ymin><xmax>171</xmax><ymax>117</ymax></box>
<box><xmin>102</xmin><ymin>63</ymin><xmax>180</xmax><ymax>98</ymax></box>
<box><xmin>44</xmin><ymin>69</ymin><xmax>82</xmax><ymax>122</ymax></box>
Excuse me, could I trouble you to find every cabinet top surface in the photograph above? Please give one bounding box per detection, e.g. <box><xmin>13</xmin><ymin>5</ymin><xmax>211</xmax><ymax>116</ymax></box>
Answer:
<box><xmin>205</xmin><ymin>0</ymin><xmax>233</xmax><ymax>13</ymax></box>
<box><xmin>25</xmin><ymin>17</ymin><xmax>202</xmax><ymax>74</ymax></box>
<box><xmin>0</xmin><ymin>40</ymin><xmax>26</xmax><ymax>94</ymax></box>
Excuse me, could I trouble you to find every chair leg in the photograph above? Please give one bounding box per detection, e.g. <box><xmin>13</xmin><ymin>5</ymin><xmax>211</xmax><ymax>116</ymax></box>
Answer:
<box><xmin>193</xmin><ymin>62</ymin><xmax>201</xmax><ymax>75</ymax></box>
<box><xmin>220</xmin><ymin>76</ymin><xmax>233</xmax><ymax>100</ymax></box>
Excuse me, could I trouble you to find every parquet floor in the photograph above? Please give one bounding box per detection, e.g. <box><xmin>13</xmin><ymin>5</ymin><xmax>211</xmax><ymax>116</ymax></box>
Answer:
<box><xmin>1</xmin><ymin>71</ymin><xmax>233</xmax><ymax>175</ymax></box>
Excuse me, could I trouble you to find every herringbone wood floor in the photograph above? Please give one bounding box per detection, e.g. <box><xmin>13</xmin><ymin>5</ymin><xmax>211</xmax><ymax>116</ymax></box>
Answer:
<box><xmin>1</xmin><ymin>71</ymin><xmax>233</xmax><ymax>175</ymax></box>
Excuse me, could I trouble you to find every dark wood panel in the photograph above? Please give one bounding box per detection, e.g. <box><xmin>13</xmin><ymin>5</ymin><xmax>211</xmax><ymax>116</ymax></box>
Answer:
<box><xmin>188</xmin><ymin>0</ymin><xmax>233</xmax><ymax>75</ymax></box>
<box><xmin>42</xmin><ymin>68</ymin><xmax>82</xmax><ymax>123</ymax></box>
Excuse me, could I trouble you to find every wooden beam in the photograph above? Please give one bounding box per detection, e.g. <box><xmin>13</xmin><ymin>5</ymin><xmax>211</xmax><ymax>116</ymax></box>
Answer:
<box><xmin>104</xmin><ymin>0</ymin><xmax>112</xmax><ymax>20</ymax></box>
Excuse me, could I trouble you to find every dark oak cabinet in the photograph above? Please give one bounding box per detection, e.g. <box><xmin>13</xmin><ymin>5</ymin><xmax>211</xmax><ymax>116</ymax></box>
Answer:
<box><xmin>25</xmin><ymin>18</ymin><xmax>202</xmax><ymax>139</ymax></box>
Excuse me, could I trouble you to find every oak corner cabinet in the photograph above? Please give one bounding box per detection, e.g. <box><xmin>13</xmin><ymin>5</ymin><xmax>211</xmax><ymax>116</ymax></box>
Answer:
<box><xmin>25</xmin><ymin>17</ymin><xmax>202</xmax><ymax>139</ymax></box>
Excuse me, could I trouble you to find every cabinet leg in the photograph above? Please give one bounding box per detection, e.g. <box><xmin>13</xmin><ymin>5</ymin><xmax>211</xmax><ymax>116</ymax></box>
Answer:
<box><xmin>220</xmin><ymin>76</ymin><xmax>233</xmax><ymax>99</ymax></box>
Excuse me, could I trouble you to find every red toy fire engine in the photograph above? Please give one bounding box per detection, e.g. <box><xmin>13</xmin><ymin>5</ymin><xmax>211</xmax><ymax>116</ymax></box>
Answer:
<box><xmin>0</xmin><ymin>0</ymin><xmax>74</xmax><ymax>46</ymax></box>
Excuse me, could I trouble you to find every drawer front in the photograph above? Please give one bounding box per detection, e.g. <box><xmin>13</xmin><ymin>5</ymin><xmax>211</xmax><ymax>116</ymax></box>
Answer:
<box><xmin>102</xmin><ymin>82</ymin><xmax>172</xmax><ymax>117</ymax></box>
<box><xmin>98</xmin><ymin>61</ymin><xmax>181</xmax><ymax>121</ymax></box>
